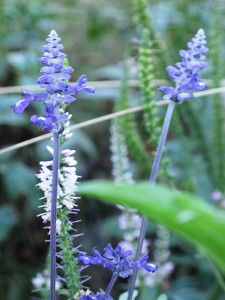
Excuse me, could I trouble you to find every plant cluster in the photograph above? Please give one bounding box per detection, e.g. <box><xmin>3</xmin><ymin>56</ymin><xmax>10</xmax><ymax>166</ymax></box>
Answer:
<box><xmin>1</xmin><ymin>1</ymin><xmax>225</xmax><ymax>300</ymax></box>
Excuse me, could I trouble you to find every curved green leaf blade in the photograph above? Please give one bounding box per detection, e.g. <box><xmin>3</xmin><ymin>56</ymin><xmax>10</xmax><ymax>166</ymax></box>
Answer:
<box><xmin>78</xmin><ymin>180</ymin><xmax>225</xmax><ymax>273</ymax></box>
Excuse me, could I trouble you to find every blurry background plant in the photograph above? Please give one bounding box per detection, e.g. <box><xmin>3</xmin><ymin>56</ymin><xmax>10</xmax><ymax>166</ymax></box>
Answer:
<box><xmin>0</xmin><ymin>0</ymin><xmax>225</xmax><ymax>299</ymax></box>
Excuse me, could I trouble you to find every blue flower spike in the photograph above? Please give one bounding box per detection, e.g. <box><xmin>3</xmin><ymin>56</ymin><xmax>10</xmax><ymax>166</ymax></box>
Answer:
<box><xmin>78</xmin><ymin>243</ymin><xmax>157</xmax><ymax>278</ymax></box>
<box><xmin>13</xmin><ymin>30</ymin><xmax>94</xmax><ymax>132</ymax></box>
<box><xmin>159</xmin><ymin>28</ymin><xmax>208</xmax><ymax>103</ymax></box>
<box><xmin>79</xmin><ymin>244</ymin><xmax>157</xmax><ymax>299</ymax></box>
<box><xmin>128</xmin><ymin>29</ymin><xmax>208</xmax><ymax>300</ymax></box>
<box><xmin>12</xmin><ymin>30</ymin><xmax>95</xmax><ymax>300</ymax></box>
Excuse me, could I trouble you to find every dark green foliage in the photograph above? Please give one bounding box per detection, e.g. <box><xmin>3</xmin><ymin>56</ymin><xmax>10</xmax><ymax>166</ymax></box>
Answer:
<box><xmin>132</xmin><ymin>0</ymin><xmax>155</xmax><ymax>38</ymax></box>
<box><xmin>132</xmin><ymin>0</ymin><xmax>168</xmax><ymax>76</ymax></box>
<box><xmin>132</xmin><ymin>0</ymin><xmax>162</xmax><ymax>55</ymax></box>
<box><xmin>177</xmin><ymin>101</ymin><xmax>214</xmax><ymax>186</ymax></box>
<box><xmin>1</xmin><ymin>0</ymin><xmax>225</xmax><ymax>299</ymax></box>
<box><xmin>3</xmin><ymin>162</ymin><xmax>39</xmax><ymax>204</ymax></box>
<box><xmin>139</xmin><ymin>29</ymin><xmax>160</xmax><ymax>146</ymax></box>
<box><xmin>0</xmin><ymin>205</ymin><xmax>18</xmax><ymax>243</ymax></box>
<box><xmin>116</xmin><ymin>64</ymin><xmax>150</xmax><ymax>176</ymax></box>
<box><xmin>138</xmin><ymin>28</ymin><xmax>172</xmax><ymax>185</ymax></box>
<box><xmin>209</xmin><ymin>0</ymin><xmax>225</xmax><ymax>191</ymax></box>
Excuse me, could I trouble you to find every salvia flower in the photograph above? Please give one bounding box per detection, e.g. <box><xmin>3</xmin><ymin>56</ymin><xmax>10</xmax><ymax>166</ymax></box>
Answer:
<box><xmin>36</xmin><ymin>146</ymin><xmax>79</xmax><ymax>225</ymax></box>
<box><xmin>78</xmin><ymin>243</ymin><xmax>157</xmax><ymax>278</ymax></box>
<box><xmin>159</xmin><ymin>29</ymin><xmax>208</xmax><ymax>103</ymax></box>
<box><xmin>13</xmin><ymin>30</ymin><xmax>94</xmax><ymax>132</ymax></box>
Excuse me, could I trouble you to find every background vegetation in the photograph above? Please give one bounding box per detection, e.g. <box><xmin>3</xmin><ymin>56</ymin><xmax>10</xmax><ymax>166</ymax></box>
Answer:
<box><xmin>0</xmin><ymin>0</ymin><xmax>224</xmax><ymax>299</ymax></box>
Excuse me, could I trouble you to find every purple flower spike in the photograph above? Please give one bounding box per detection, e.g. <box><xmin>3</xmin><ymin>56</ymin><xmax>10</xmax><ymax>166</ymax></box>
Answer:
<box><xmin>78</xmin><ymin>243</ymin><xmax>157</xmax><ymax>278</ymax></box>
<box><xmin>13</xmin><ymin>30</ymin><xmax>95</xmax><ymax>132</ymax></box>
<box><xmin>79</xmin><ymin>244</ymin><xmax>133</xmax><ymax>278</ymax></box>
<box><xmin>159</xmin><ymin>28</ymin><xmax>208</xmax><ymax>103</ymax></box>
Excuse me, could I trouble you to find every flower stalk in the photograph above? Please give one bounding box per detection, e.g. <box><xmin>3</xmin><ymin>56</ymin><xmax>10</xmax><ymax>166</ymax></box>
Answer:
<box><xmin>128</xmin><ymin>29</ymin><xmax>208</xmax><ymax>299</ymax></box>
<box><xmin>105</xmin><ymin>272</ymin><xmax>118</xmax><ymax>297</ymax></box>
<box><xmin>50</xmin><ymin>131</ymin><xmax>60</xmax><ymax>300</ymax></box>
<box><xmin>12</xmin><ymin>30</ymin><xmax>94</xmax><ymax>299</ymax></box>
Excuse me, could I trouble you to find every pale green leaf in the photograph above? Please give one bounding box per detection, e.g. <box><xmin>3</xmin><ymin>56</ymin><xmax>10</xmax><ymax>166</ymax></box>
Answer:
<box><xmin>78</xmin><ymin>180</ymin><xmax>225</xmax><ymax>274</ymax></box>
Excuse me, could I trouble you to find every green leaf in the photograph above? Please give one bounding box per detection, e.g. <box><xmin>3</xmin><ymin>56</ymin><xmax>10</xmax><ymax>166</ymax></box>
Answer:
<box><xmin>3</xmin><ymin>162</ymin><xmax>39</xmax><ymax>208</ymax></box>
<box><xmin>168</xmin><ymin>276</ymin><xmax>208</xmax><ymax>300</ymax></box>
<box><xmin>0</xmin><ymin>205</ymin><xmax>18</xmax><ymax>243</ymax></box>
<box><xmin>78</xmin><ymin>180</ymin><xmax>225</xmax><ymax>274</ymax></box>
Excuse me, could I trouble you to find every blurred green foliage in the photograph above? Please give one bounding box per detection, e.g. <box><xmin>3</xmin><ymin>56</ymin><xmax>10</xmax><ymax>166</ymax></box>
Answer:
<box><xmin>79</xmin><ymin>181</ymin><xmax>225</xmax><ymax>274</ymax></box>
<box><xmin>79</xmin><ymin>181</ymin><xmax>225</xmax><ymax>299</ymax></box>
<box><xmin>0</xmin><ymin>0</ymin><xmax>225</xmax><ymax>299</ymax></box>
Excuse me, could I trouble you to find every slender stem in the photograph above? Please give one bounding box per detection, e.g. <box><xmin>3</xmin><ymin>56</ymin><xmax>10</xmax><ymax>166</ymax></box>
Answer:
<box><xmin>105</xmin><ymin>272</ymin><xmax>118</xmax><ymax>298</ymax></box>
<box><xmin>50</xmin><ymin>132</ymin><xmax>60</xmax><ymax>300</ymax></box>
<box><xmin>127</xmin><ymin>101</ymin><xmax>175</xmax><ymax>300</ymax></box>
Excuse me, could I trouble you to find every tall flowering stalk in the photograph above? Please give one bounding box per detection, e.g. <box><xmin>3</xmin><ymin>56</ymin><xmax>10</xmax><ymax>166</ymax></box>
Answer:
<box><xmin>127</xmin><ymin>29</ymin><xmax>208</xmax><ymax>299</ymax></box>
<box><xmin>138</xmin><ymin>29</ymin><xmax>175</xmax><ymax>289</ymax></box>
<box><xmin>12</xmin><ymin>30</ymin><xmax>94</xmax><ymax>300</ymax></box>
<box><xmin>37</xmin><ymin>118</ymin><xmax>83</xmax><ymax>298</ymax></box>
